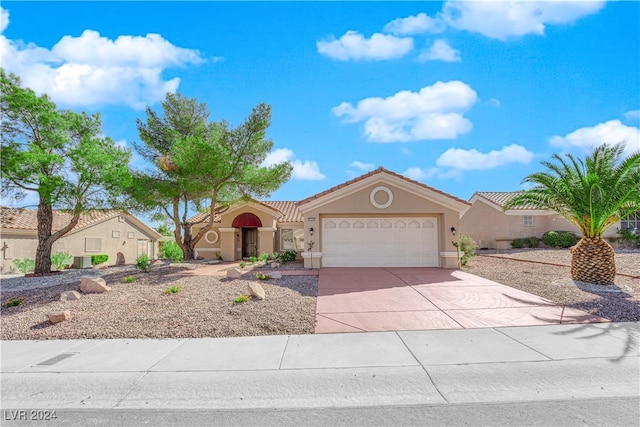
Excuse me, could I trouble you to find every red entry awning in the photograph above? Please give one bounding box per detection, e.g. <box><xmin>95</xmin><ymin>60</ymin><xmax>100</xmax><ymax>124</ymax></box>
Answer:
<box><xmin>232</xmin><ymin>212</ymin><xmax>262</xmax><ymax>228</ymax></box>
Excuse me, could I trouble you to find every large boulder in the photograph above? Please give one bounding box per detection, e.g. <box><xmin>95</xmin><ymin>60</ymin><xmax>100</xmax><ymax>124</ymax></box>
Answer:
<box><xmin>247</xmin><ymin>282</ymin><xmax>266</xmax><ymax>300</ymax></box>
<box><xmin>227</xmin><ymin>268</ymin><xmax>243</xmax><ymax>279</ymax></box>
<box><xmin>80</xmin><ymin>277</ymin><xmax>112</xmax><ymax>293</ymax></box>
<box><xmin>48</xmin><ymin>310</ymin><xmax>71</xmax><ymax>324</ymax></box>
<box><xmin>60</xmin><ymin>291</ymin><xmax>82</xmax><ymax>302</ymax></box>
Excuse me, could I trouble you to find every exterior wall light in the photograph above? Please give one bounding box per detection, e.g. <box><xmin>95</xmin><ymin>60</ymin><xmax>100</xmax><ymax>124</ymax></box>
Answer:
<box><xmin>450</xmin><ymin>227</ymin><xmax>456</xmax><ymax>235</ymax></box>
<box><xmin>309</xmin><ymin>227</ymin><xmax>314</xmax><ymax>236</ymax></box>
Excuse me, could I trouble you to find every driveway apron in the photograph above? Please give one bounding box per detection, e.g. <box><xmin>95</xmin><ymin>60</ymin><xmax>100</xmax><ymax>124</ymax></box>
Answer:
<box><xmin>315</xmin><ymin>268</ymin><xmax>608</xmax><ymax>333</ymax></box>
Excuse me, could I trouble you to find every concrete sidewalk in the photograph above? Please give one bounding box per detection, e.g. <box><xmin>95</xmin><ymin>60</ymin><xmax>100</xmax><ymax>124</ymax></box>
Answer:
<box><xmin>1</xmin><ymin>322</ymin><xmax>638</xmax><ymax>411</ymax></box>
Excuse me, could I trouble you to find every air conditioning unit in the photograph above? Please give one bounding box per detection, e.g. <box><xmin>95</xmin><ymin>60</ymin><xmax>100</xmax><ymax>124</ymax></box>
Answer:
<box><xmin>72</xmin><ymin>256</ymin><xmax>92</xmax><ymax>269</ymax></box>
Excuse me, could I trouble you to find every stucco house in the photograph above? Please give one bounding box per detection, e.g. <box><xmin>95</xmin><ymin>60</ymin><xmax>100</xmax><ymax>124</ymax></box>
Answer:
<box><xmin>0</xmin><ymin>208</ymin><xmax>161</xmax><ymax>273</ymax></box>
<box><xmin>191</xmin><ymin>167</ymin><xmax>470</xmax><ymax>268</ymax></box>
<box><xmin>460</xmin><ymin>192</ymin><xmax>630</xmax><ymax>250</ymax></box>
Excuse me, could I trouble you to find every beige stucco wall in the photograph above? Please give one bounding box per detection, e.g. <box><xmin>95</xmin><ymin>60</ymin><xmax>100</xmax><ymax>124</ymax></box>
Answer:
<box><xmin>192</xmin><ymin>204</ymin><xmax>280</xmax><ymax>261</ymax></box>
<box><xmin>1</xmin><ymin>215</ymin><xmax>159</xmax><ymax>273</ymax></box>
<box><xmin>300</xmin><ymin>182</ymin><xmax>463</xmax><ymax>268</ymax></box>
<box><xmin>460</xmin><ymin>200</ymin><xmax>621</xmax><ymax>249</ymax></box>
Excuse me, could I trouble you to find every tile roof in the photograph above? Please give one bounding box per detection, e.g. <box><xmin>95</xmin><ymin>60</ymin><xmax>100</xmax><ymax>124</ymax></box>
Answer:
<box><xmin>187</xmin><ymin>201</ymin><xmax>303</xmax><ymax>225</ymax></box>
<box><xmin>1</xmin><ymin>207</ymin><xmax>122</xmax><ymax>231</ymax></box>
<box><xmin>297</xmin><ymin>167</ymin><xmax>471</xmax><ymax>207</ymax></box>
<box><xmin>473</xmin><ymin>191</ymin><xmax>539</xmax><ymax>210</ymax></box>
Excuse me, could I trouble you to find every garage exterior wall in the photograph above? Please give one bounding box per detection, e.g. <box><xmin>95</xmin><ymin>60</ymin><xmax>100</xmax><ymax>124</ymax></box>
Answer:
<box><xmin>300</xmin><ymin>179</ymin><xmax>464</xmax><ymax>269</ymax></box>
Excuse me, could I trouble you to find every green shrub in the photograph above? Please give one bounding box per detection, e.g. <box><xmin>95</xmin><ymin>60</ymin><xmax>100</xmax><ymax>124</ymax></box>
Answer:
<box><xmin>616</xmin><ymin>228</ymin><xmax>640</xmax><ymax>248</ymax></box>
<box><xmin>280</xmin><ymin>249</ymin><xmax>297</xmax><ymax>263</ymax></box>
<box><xmin>258</xmin><ymin>252</ymin><xmax>269</xmax><ymax>262</ymax></box>
<box><xmin>51</xmin><ymin>251</ymin><xmax>73</xmax><ymax>271</ymax></box>
<box><xmin>5</xmin><ymin>296</ymin><xmax>24</xmax><ymax>308</ymax></box>
<box><xmin>239</xmin><ymin>261</ymin><xmax>247</xmax><ymax>268</ymax></box>
<box><xmin>159</xmin><ymin>240</ymin><xmax>184</xmax><ymax>262</ymax></box>
<box><xmin>165</xmin><ymin>285</ymin><xmax>181</xmax><ymax>294</ymax></box>
<box><xmin>135</xmin><ymin>255</ymin><xmax>151</xmax><ymax>273</ymax></box>
<box><xmin>255</xmin><ymin>272</ymin><xmax>269</xmax><ymax>280</ymax></box>
<box><xmin>234</xmin><ymin>295</ymin><xmax>250</xmax><ymax>304</ymax></box>
<box><xmin>269</xmin><ymin>252</ymin><xmax>280</xmax><ymax>261</ymax></box>
<box><xmin>124</xmin><ymin>275</ymin><xmax>136</xmax><ymax>283</ymax></box>
<box><xmin>456</xmin><ymin>234</ymin><xmax>477</xmax><ymax>266</ymax></box>
<box><xmin>249</xmin><ymin>256</ymin><xmax>257</xmax><ymax>264</ymax></box>
<box><xmin>511</xmin><ymin>237</ymin><xmax>539</xmax><ymax>249</ymax></box>
<box><xmin>12</xmin><ymin>259</ymin><xmax>35</xmax><ymax>274</ymax></box>
<box><xmin>91</xmin><ymin>254</ymin><xmax>109</xmax><ymax>265</ymax></box>
<box><xmin>542</xmin><ymin>231</ymin><xmax>578</xmax><ymax>248</ymax></box>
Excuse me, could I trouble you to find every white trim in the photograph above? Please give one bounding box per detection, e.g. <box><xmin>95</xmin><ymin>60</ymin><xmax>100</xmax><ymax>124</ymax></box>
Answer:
<box><xmin>439</xmin><ymin>251</ymin><xmax>460</xmax><ymax>257</ymax></box>
<box><xmin>218</xmin><ymin>227</ymin><xmax>237</xmax><ymax>233</ymax></box>
<box><xmin>301</xmin><ymin>252</ymin><xmax>322</xmax><ymax>258</ymax></box>
<box><xmin>505</xmin><ymin>209</ymin><xmax>554</xmax><ymax>216</ymax></box>
<box><xmin>204</xmin><ymin>230</ymin><xmax>219</xmax><ymax>244</ymax></box>
<box><xmin>298</xmin><ymin>172</ymin><xmax>470</xmax><ymax>215</ymax></box>
<box><xmin>370</xmin><ymin>186</ymin><xmax>393</xmax><ymax>209</ymax></box>
<box><xmin>258</xmin><ymin>227</ymin><xmax>277</xmax><ymax>232</ymax></box>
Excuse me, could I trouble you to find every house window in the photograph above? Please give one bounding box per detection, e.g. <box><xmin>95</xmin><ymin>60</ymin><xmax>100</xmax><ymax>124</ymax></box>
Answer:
<box><xmin>621</xmin><ymin>212</ymin><xmax>640</xmax><ymax>233</ymax></box>
<box><xmin>281</xmin><ymin>228</ymin><xmax>304</xmax><ymax>250</ymax></box>
<box><xmin>127</xmin><ymin>231</ymin><xmax>135</xmax><ymax>239</ymax></box>
<box><xmin>112</xmin><ymin>230</ymin><xmax>120</xmax><ymax>238</ymax></box>
<box><xmin>523</xmin><ymin>216</ymin><xmax>533</xmax><ymax>226</ymax></box>
<box><xmin>85</xmin><ymin>237</ymin><xmax>102</xmax><ymax>252</ymax></box>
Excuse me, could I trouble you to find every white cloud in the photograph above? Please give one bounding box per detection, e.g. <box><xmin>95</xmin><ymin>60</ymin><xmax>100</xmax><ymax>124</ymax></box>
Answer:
<box><xmin>0</xmin><ymin>22</ymin><xmax>203</xmax><ymax>109</ymax></box>
<box><xmin>624</xmin><ymin>110</ymin><xmax>640</xmax><ymax>122</ymax></box>
<box><xmin>349</xmin><ymin>161</ymin><xmax>376</xmax><ymax>172</ymax></box>
<box><xmin>402</xmin><ymin>167</ymin><xmax>438</xmax><ymax>181</ymax></box>
<box><xmin>317</xmin><ymin>31</ymin><xmax>413</xmax><ymax>61</ymax></box>
<box><xmin>383</xmin><ymin>12</ymin><xmax>445</xmax><ymax>35</ymax></box>
<box><xmin>418</xmin><ymin>39</ymin><xmax>460</xmax><ymax>62</ymax></box>
<box><xmin>488</xmin><ymin>98</ymin><xmax>501</xmax><ymax>107</ymax></box>
<box><xmin>262</xmin><ymin>148</ymin><xmax>326</xmax><ymax>181</ymax></box>
<box><xmin>549</xmin><ymin>120</ymin><xmax>640</xmax><ymax>156</ymax></box>
<box><xmin>332</xmin><ymin>80</ymin><xmax>477</xmax><ymax>143</ymax></box>
<box><xmin>0</xmin><ymin>7</ymin><xmax>9</xmax><ymax>34</ymax></box>
<box><xmin>442</xmin><ymin>1</ymin><xmax>605</xmax><ymax>40</ymax></box>
<box><xmin>436</xmin><ymin>144</ymin><xmax>534</xmax><ymax>170</ymax></box>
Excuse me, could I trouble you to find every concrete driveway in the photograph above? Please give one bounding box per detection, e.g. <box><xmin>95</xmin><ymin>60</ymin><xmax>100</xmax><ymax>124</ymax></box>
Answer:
<box><xmin>316</xmin><ymin>268</ymin><xmax>608</xmax><ymax>333</ymax></box>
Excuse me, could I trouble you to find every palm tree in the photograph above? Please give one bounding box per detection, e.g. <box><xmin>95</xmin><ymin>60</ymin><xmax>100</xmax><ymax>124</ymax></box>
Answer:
<box><xmin>504</xmin><ymin>143</ymin><xmax>640</xmax><ymax>285</ymax></box>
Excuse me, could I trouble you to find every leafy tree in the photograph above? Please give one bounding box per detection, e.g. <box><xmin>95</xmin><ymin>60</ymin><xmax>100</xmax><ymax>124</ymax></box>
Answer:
<box><xmin>131</xmin><ymin>94</ymin><xmax>292</xmax><ymax>259</ymax></box>
<box><xmin>0</xmin><ymin>70</ymin><xmax>132</xmax><ymax>274</ymax></box>
<box><xmin>504</xmin><ymin>143</ymin><xmax>640</xmax><ymax>285</ymax></box>
<box><xmin>155</xmin><ymin>223</ymin><xmax>174</xmax><ymax>236</ymax></box>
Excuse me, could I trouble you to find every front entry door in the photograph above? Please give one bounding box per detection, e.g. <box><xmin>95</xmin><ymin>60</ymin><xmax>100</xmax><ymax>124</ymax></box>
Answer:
<box><xmin>242</xmin><ymin>228</ymin><xmax>258</xmax><ymax>258</ymax></box>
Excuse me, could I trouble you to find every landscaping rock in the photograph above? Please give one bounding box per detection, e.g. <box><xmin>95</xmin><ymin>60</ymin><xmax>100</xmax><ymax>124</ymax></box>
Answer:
<box><xmin>60</xmin><ymin>291</ymin><xmax>82</xmax><ymax>302</ymax></box>
<box><xmin>270</xmin><ymin>271</ymin><xmax>282</xmax><ymax>279</ymax></box>
<box><xmin>227</xmin><ymin>268</ymin><xmax>243</xmax><ymax>279</ymax></box>
<box><xmin>270</xmin><ymin>262</ymin><xmax>281</xmax><ymax>268</ymax></box>
<box><xmin>92</xmin><ymin>262</ymin><xmax>109</xmax><ymax>270</ymax></box>
<box><xmin>247</xmin><ymin>282</ymin><xmax>266</xmax><ymax>300</ymax></box>
<box><xmin>48</xmin><ymin>310</ymin><xmax>71</xmax><ymax>324</ymax></box>
<box><xmin>80</xmin><ymin>277</ymin><xmax>112</xmax><ymax>293</ymax></box>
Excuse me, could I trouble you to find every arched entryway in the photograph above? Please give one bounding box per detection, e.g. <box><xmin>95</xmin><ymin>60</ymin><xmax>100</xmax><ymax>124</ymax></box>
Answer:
<box><xmin>232</xmin><ymin>213</ymin><xmax>262</xmax><ymax>258</ymax></box>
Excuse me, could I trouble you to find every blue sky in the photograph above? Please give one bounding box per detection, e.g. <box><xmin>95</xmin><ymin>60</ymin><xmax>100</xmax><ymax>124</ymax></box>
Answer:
<box><xmin>1</xmin><ymin>1</ymin><xmax>639</xmax><ymax>211</ymax></box>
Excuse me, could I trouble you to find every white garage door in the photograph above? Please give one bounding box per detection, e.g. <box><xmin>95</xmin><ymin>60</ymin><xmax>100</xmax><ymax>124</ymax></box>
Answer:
<box><xmin>322</xmin><ymin>217</ymin><xmax>438</xmax><ymax>267</ymax></box>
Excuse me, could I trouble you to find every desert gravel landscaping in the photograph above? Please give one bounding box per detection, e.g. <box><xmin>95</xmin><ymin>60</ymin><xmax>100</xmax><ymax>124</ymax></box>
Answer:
<box><xmin>1</xmin><ymin>249</ymin><xmax>639</xmax><ymax>340</ymax></box>
<box><xmin>464</xmin><ymin>249</ymin><xmax>640</xmax><ymax>322</ymax></box>
<box><xmin>1</xmin><ymin>262</ymin><xmax>317</xmax><ymax>340</ymax></box>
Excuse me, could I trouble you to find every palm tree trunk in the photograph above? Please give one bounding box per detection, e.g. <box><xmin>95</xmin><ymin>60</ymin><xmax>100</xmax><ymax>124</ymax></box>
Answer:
<box><xmin>570</xmin><ymin>237</ymin><xmax>616</xmax><ymax>285</ymax></box>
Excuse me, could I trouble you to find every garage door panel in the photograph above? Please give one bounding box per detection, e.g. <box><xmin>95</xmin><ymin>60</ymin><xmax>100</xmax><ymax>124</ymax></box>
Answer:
<box><xmin>322</xmin><ymin>217</ymin><xmax>438</xmax><ymax>267</ymax></box>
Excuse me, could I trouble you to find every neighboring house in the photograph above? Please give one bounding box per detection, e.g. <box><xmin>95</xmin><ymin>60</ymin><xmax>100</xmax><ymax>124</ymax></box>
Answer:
<box><xmin>0</xmin><ymin>208</ymin><xmax>161</xmax><ymax>273</ymax></box>
<box><xmin>460</xmin><ymin>192</ymin><xmax>625</xmax><ymax>249</ymax></box>
<box><xmin>191</xmin><ymin>167</ymin><xmax>470</xmax><ymax>268</ymax></box>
